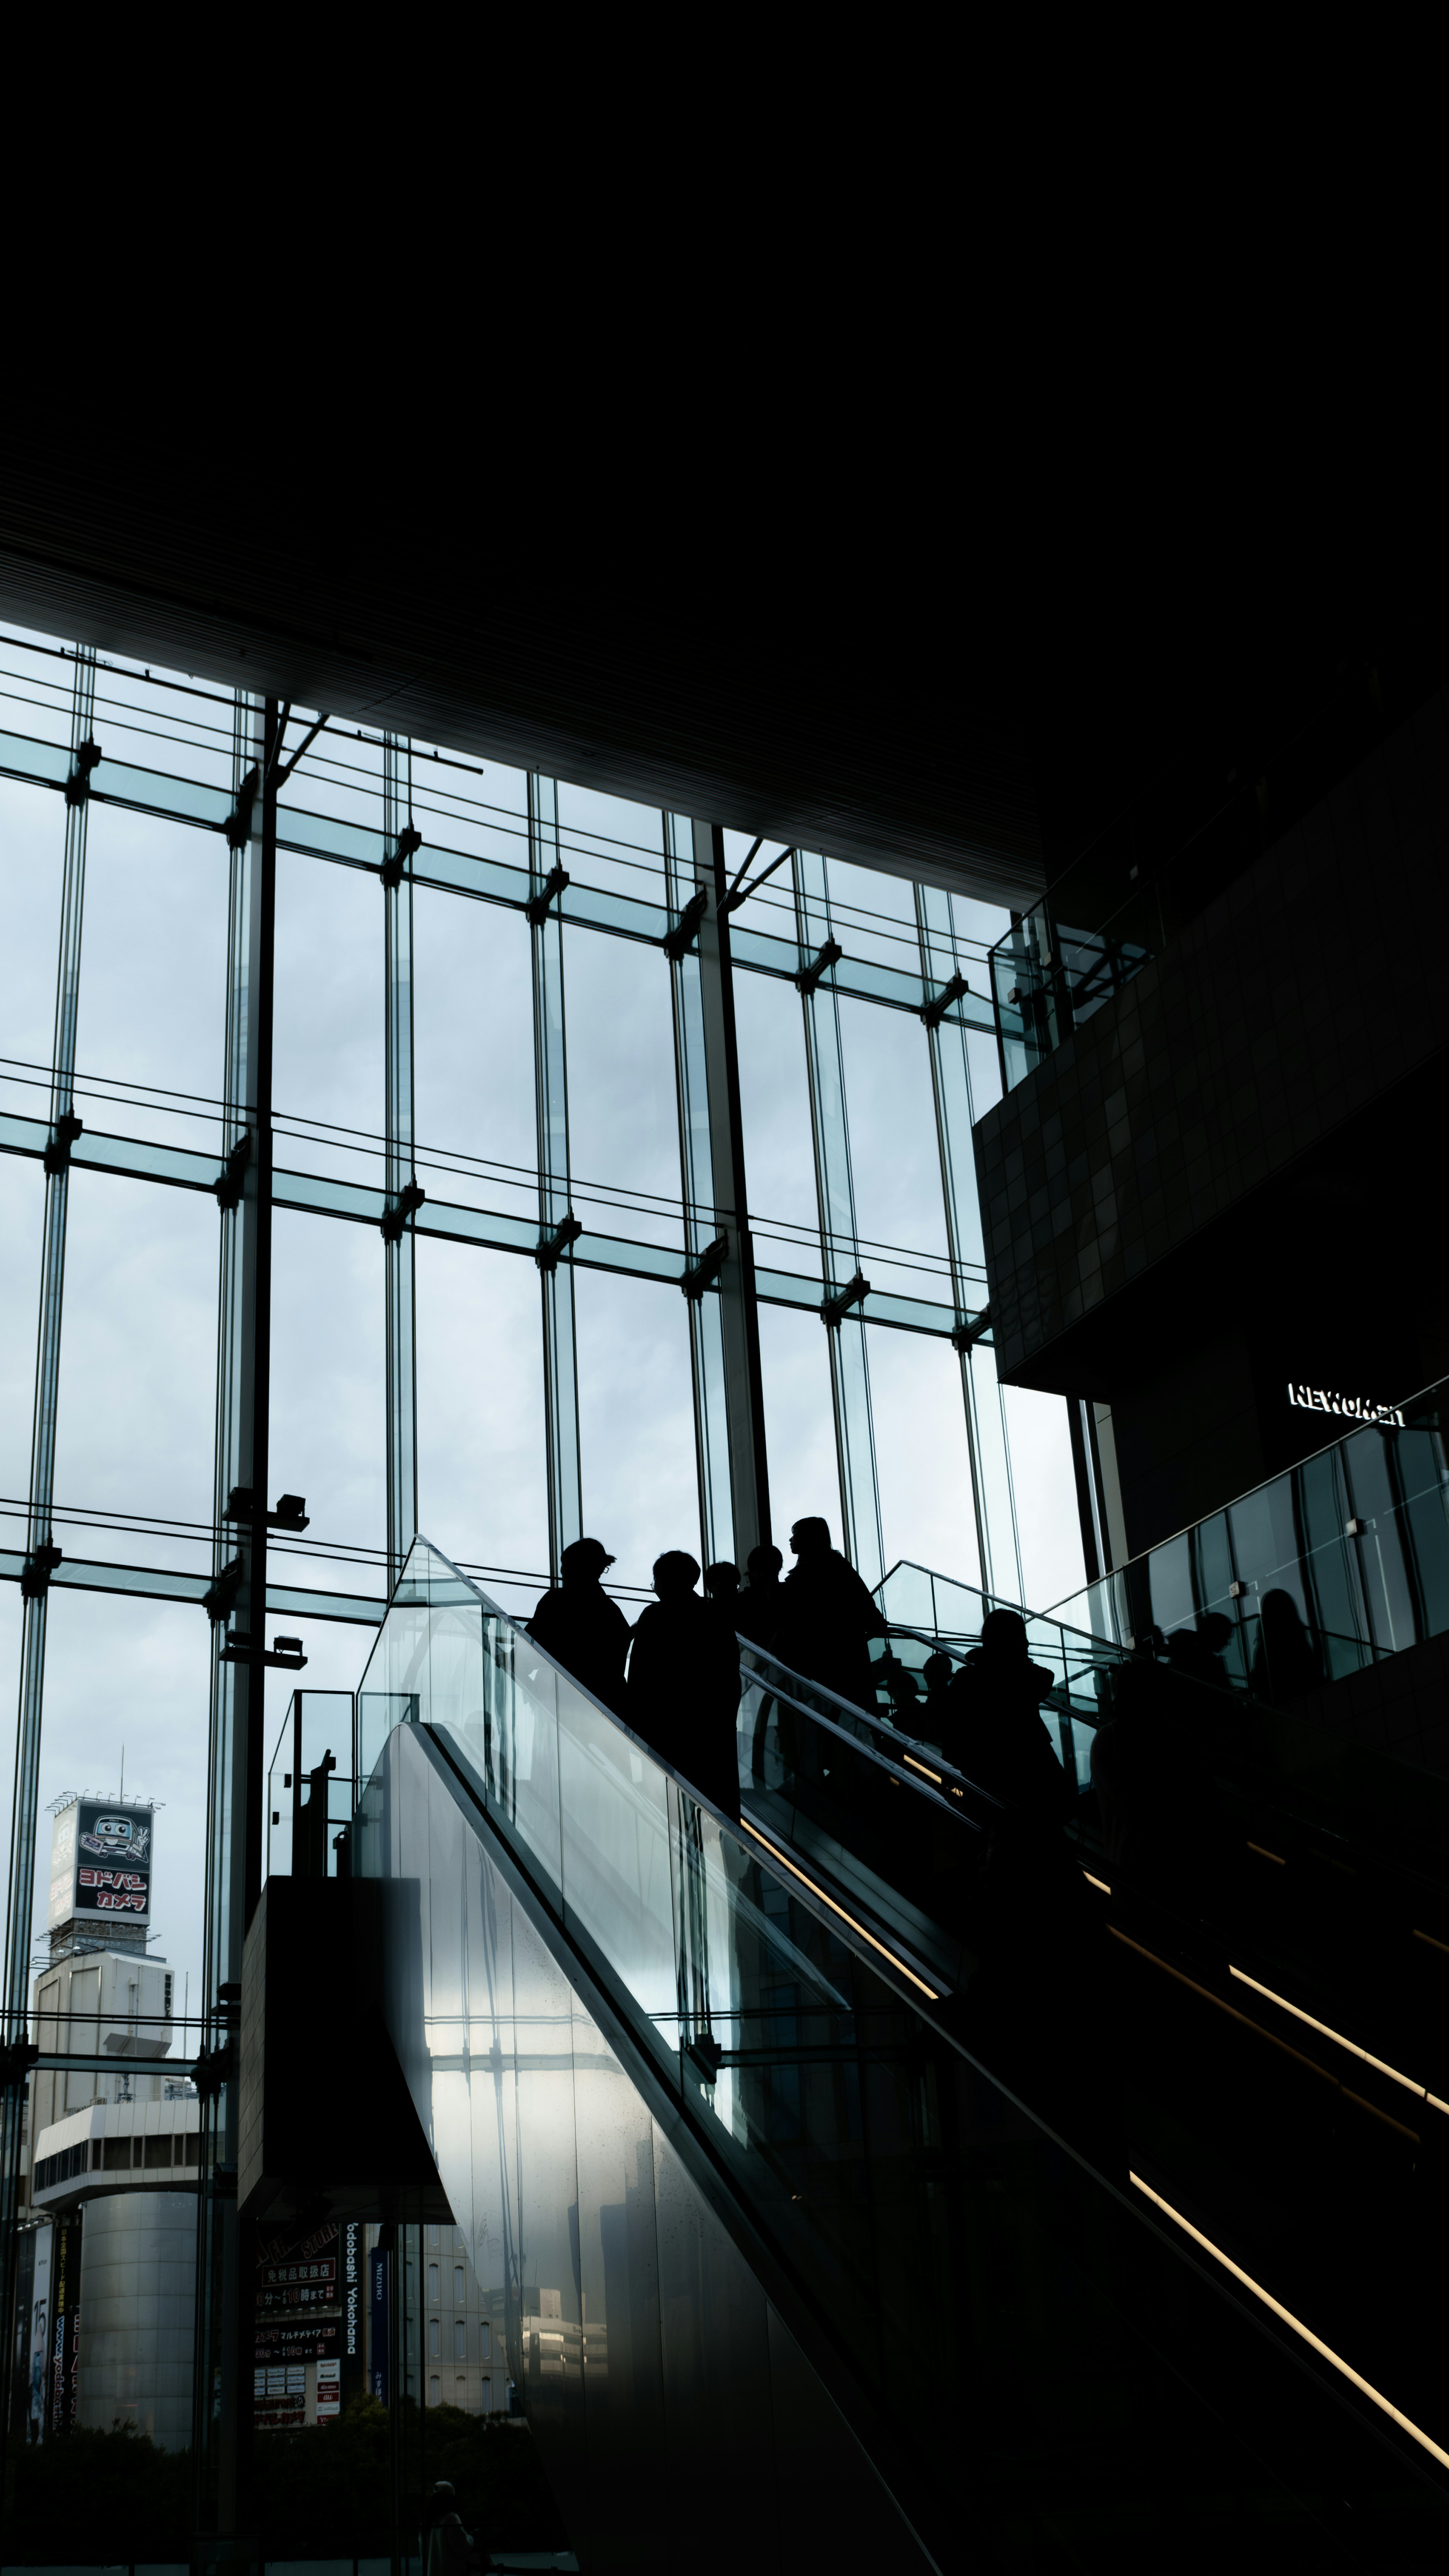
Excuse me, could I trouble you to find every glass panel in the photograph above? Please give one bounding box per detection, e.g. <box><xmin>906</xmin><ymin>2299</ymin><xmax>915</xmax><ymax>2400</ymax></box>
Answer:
<box><xmin>733</xmin><ymin>970</ymin><xmax>818</xmax><ymax>1278</ymax></box>
<box><xmin>555</xmin><ymin>781</ymin><xmax>666</xmax><ymax>906</ymax></box>
<box><xmin>31</xmin><ymin>1590</ymin><xmax>210</xmax><ymax>2091</ymax></box>
<box><xmin>415</xmin><ymin>1238</ymin><xmax>549</xmax><ymax>1617</ymax></box>
<box><xmin>413</xmin><ymin>889</ymin><xmax>534</xmax><ymax>1218</ymax></box>
<box><xmin>89</xmin><ymin>661</ymin><xmax>234</xmax><ymax>795</ymax></box>
<box><xmin>997</xmin><ymin>1379</ymin><xmax>1082</xmax><ymax>1615</ymax></box>
<box><xmin>278</xmin><ymin>718</ymin><xmax>383</xmax><ymax>832</ymax></box>
<box><xmin>74</xmin><ymin>806</ymin><xmax>229</xmax><ymax>1157</ymax></box>
<box><xmin>823</xmin><ymin>857</ymin><xmax>919</xmax><ymax>976</ymax></box>
<box><xmin>0</xmin><ymin>774</ymin><xmax>62</xmax><ymax>1120</ymax></box>
<box><xmin>273</xmin><ymin>849</ymin><xmax>384</xmax><ymax>1175</ymax></box>
<box><xmin>270</xmin><ymin>1208</ymin><xmax>385</xmax><ymax>1556</ymax></box>
<box><xmin>0</xmin><ymin>625</ymin><xmax>76</xmax><ymax>750</ymax></box>
<box><xmin>51</xmin><ymin>1173</ymin><xmax>218</xmax><ymax>1574</ymax></box>
<box><xmin>756</xmin><ymin>1302</ymin><xmax>838</xmax><ymax>1541</ymax></box>
<box><xmin>562</xmin><ymin>926</ymin><xmax>680</xmax><ymax>1239</ymax></box>
<box><xmin>409</xmin><ymin>745</ymin><xmax>528</xmax><ymax>869</ymax></box>
<box><xmin>835</xmin><ymin>997</ymin><xmax>950</xmax><ymax>1300</ymax></box>
<box><xmin>0</xmin><ymin>1153</ymin><xmax>44</xmax><ymax>1505</ymax></box>
<box><xmin>574</xmin><ymin>1271</ymin><xmax>697</xmax><ymax>1593</ymax></box>
<box><xmin>866</xmin><ymin>1327</ymin><xmax>980</xmax><ymax>1589</ymax></box>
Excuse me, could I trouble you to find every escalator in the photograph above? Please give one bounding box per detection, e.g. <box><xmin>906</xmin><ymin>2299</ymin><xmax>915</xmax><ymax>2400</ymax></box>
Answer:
<box><xmin>354</xmin><ymin>1538</ymin><xmax>1449</xmax><ymax>2573</ymax></box>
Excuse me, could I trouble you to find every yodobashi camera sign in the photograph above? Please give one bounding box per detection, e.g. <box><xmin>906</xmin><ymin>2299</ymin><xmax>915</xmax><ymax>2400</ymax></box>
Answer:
<box><xmin>49</xmin><ymin>1799</ymin><xmax>153</xmax><ymax>1929</ymax></box>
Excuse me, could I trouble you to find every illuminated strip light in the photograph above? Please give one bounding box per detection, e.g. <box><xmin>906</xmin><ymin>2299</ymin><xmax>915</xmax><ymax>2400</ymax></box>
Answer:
<box><xmin>1414</xmin><ymin>1927</ymin><xmax>1449</xmax><ymax>1956</ymax></box>
<box><xmin>1228</xmin><ymin>1965</ymin><xmax>1449</xmax><ymax>2113</ymax></box>
<box><xmin>739</xmin><ymin>1818</ymin><xmax>940</xmax><ymax>2000</ymax></box>
<box><xmin>903</xmin><ymin>1753</ymin><xmax>943</xmax><ymax>1785</ymax></box>
<box><xmin>1113</xmin><ymin>1930</ymin><xmax>1418</xmax><ymax>2139</ymax></box>
<box><xmin>1246</xmin><ymin>1841</ymin><xmax>1286</xmax><ymax>1865</ymax></box>
<box><xmin>1129</xmin><ymin>2172</ymin><xmax>1449</xmax><ymax>2473</ymax></box>
<box><xmin>1082</xmin><ymin>1871</ymin><xmax>1111</xmax><ymax>1895</ymax></box>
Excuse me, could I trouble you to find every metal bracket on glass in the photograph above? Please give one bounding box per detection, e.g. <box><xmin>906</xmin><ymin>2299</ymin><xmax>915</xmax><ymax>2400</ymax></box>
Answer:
<box><xmin>191</xmin><ymin>2039</ymin><xmax>235</xmax><ymax>2101</ymax></box>
<box><xmin>223</xmin><ymin>1487</ymin><xmax>310</xmax><ymax>1531</ymax></box>
<box><xmin>535</xmin><ymin>1212</ymin><xmax>583</xmax><ymax>1273</ymax></box>
<box><xmin>661</xmin><ymin>887</ymin><xmax>709</xmax><ymax>961</ymax></box>
<box><xmin>920</xmin><ymin>970</ymin><xmax>970</xmax><ymax>1029</ymax></box>
<box><xmin>380</xmin><ymin>1180</ymin><xmax>426</xmax><ymax>1244</ymax></box>
<box><xmin>63</xmin><ymin>739</ymin><xmax>103</xmax><ymax>808</ymax></box>
<box><xmin>821</xmin><ymin>1270</ymin><xmax>871</xmax><ymax>1328</ymax></box>
<box><xmin>43</xmin><ymin>1112</ymin><xmax>83</xmax><ymax>1177</ymax></box>
<box><xmin>0</xmin><ymin>2035</ymin><xmax>40</xmax><ymax>2089</ymax></box>
<box><xmin>202</xmin><ymin>1554</ymin><xmax>246</xmax><ymax>1626</ymax></box>
<box><xmin>795</xmin><ymin>938</ymin><xmax>843</xmax><ymax>997</ymax></box>
<box><xmin>224</xmin><ymin>763</ymin><xmax>260</xmax><ymax>850</ymax></box>
<box><xmin>525</xmin><ymin>863</ymin><xmax>570</xmax><ymax>927</ymax></box>
<box><xmin>686</xmin><ymin>2032</ymin><xmax>725</xmax><ymax>2079</ymax></box>
<box><xmin>950</xmin><ymin>1307</ymin><xmax>991</xmax><ymax>1354</ymax></box>
<box><xmin>380</xmin><ymin>824</ymin><xmax>422</xmax><ymax>891</ymax></box>
<box><xmin>220</xmin><ymin>1632</ymin><xmax>308</xmax><ymax>1670</ymax></box>
<box><xmin>680</xmin><ymin>1233</ymin><xmax>729</xmax><ymax>1301</ymax></box>
<box><xmin>214</xmin><ymin>1131</ymin><xmax>251</xmax><ymax>1211</ymax></box>
<box><xmin>20</xmin><ymin>1546</ymin><xmax>63</xmax><ymax>1601</ymax></box>
<box><xmin>1345</xmin><ymin>1517</ymin><xmax>1369</xmax><ymax>1538</ymax></box>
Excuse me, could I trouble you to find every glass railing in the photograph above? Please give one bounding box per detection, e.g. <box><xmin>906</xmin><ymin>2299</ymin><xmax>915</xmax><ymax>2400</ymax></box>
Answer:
<box><xmin>266</xmin><ymin>1686</ymin><xmax>358</xmax><ymax>1881</ymax></box>
<box><xmin>990</xmin><ymin>897</ymin><xmax>1156</xmax><ymax>1090</ymax></box>
<box><xmin>350</xmin><ymin>1535</ymin><xmax>1449</xmax><ymax>2549</ymax></box>
<box><xmin>1046</xmin><ymin>1375</ymin><xmax>1449</xmax><ymax>1704</ymax></box>
<box><xmin>986</xmin><ymin>657</ymin><xmax>1432</xmax><ymax>1094</ymax></box>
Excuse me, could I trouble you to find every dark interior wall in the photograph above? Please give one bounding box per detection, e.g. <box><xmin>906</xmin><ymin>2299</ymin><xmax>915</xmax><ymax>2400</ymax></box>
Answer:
<box><xmin>975</xmin><ymin>682</ymin><xmax>1449</xmax><ymax>1554</ymax></box>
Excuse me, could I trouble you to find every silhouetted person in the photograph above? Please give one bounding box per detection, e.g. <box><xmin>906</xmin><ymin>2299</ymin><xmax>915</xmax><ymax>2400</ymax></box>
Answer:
<box><xmin>920</xmin><ymin>1650</ymin><xmax>955</xmax><ymax>1752</ymax></box>
<box><xmin>734</xmin><ymin>1544</ymin><xmax>784</xmax><ymax>1650</ymax></box>
<box><xmin>629</xmin><ymin>1551</ymin><xmax>742</xmax><ymax>1816</ymax></box>
<box><xmin>876</xmin><ymin>1649</ymin><xmax>921</xmax><ymax>1726</ymax></box>
<box><xmin>944</xmin><ymin>1609</ymin><xmax>1070</xmax><ymax>1822</ymax></box>
<box><xmin>527</xmin><ymin>1537</ymin><xmax>631</xmax><ymax>1716</ymax></box>
<box><xmin>1252</xmin><ymin>1588</ymin><xmax>1324</xmax><ymax>1704</ymax></box>
<box><xmin>735</xmin><ymin>1544</ymin><xmax>785</xmax><ymax>1781</ymax></box>
<box><xmin>1166</xmin><ymin>1610</ymin><xmax>1234</xmax><ymax>1691</ymax></box>
<box><xmin>425</xmin><ymin>2481</ymin><xmax>483</xmax><ymax>2576</ymax></box>
<box><xmin>772</xmin><ymin>1517</ymin><xmax>886</xmax><ymax>1715</ymax></box>
<box><xmin>705</xmin><ymin>1561</ymin><xmax>740</xmax><ymax>1612</ymax></box>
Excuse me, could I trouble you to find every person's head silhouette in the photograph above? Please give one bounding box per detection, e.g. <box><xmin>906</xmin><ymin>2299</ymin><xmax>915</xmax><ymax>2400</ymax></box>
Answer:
<box><xmin>923</xmin><ymin>1649</ymin><xmax>953</xmax><ymax>1699</ymax></box>
<box><xmin>705</xmin><ymin>1560</ymin><xmax>740</xmax><ymax>1599</ymax></box>
<box><xmin>979</xmin><ymin>1607</ymin><xmax>1029</xmax><ymax>1660</ymax></box>
<box><xmin>561</xmin><ymin>1537</ymin><xmax>614</xmax><ymax>1586</ymax></box>
<box><xmin>746</xmin><ymin>1544</ymin><xmax>783</xmax><ymax>1584</ymax></box>
<box><xmin>652</xmin><ymin>1550</ymin><xmax>700</xmax><ymax>1601</ymax></box>
<box><xmin>789</xmin><ymin>1516</ymin><xmax>832</xmax><ymax>1561</ymax></box>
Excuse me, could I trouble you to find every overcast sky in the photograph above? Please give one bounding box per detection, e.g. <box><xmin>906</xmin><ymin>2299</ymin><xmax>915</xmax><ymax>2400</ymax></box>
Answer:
<box><xmin>0</xmin><ymin>626</ymin><xmax>1083</xmax><ymax>2051</ymax></box>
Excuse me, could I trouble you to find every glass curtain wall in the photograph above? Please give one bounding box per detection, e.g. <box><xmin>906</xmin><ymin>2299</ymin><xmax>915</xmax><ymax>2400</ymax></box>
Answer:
<box><xmin>0</xmin><ymin>621</ymin><xmax>1081</xmax><ymax>2494</ymax></box>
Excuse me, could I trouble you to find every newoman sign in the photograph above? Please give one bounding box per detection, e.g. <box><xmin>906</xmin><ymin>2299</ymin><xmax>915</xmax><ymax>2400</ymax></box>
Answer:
<box><xmin>1287</xmin><ymin>1384</ymin><xmax>1404</xmax><ymax>1428</ymax></box>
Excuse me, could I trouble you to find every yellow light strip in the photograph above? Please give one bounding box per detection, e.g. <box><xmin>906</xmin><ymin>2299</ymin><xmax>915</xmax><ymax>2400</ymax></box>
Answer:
<box><xmin>1246</xmin><ymin>1841</ymin><xmax>1286</xmax><ymax>1865</ymax></box>
<box><xmin>1082</xmin><ymin>1871</ymin><xmax>1111</xmax><ymax>1895</ymax></box>
<box><xmin>902</xmin><ymin>1753</ymin><xmax>943</xmax><ymax>1785</ymax></box>
<box><xmin>1129</xmin><ymin>2172</ymin><xmax>1449</xmax><ymax>2472</ymax></box>
<box><xmin>1414</xmin><ymin>1927</ymin><xmax>1449</xmax><ymax>1956</ymax></box>
<box><xmin>1229</xmin><ymin>1965</ymin><xmax>1424</xmax><ymax>2099</ymax></box>
<box><xmin>739</xmin><ymin>1819</ymin><xmax>940</xmax><ymax>2000</ymax></box>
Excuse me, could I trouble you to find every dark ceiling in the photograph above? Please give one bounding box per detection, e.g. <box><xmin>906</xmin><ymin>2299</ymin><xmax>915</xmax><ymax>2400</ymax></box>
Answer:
<box><xmin>0</xmin><ymin>434</ymin><xmax>1409</xmax><ymax>914</ymax></box>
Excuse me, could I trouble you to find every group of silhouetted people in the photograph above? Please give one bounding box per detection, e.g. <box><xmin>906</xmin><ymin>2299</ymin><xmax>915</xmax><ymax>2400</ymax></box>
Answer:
<box><xmin>524</xmin><ymin>1512</ymin><xmax>1091</xmax><ymax>1848</ymax></box>
<box><xmin>526</xmin><ymin>1516</ymin><xmax>895</xmax><ymax>1818</ymax></box>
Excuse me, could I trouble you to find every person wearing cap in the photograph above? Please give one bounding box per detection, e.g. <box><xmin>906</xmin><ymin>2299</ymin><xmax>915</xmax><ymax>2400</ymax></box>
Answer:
<box><xmin>527</xmin><ymin>1536</ymin><xmax>632</xmax><ymax>1716</ymax></box>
